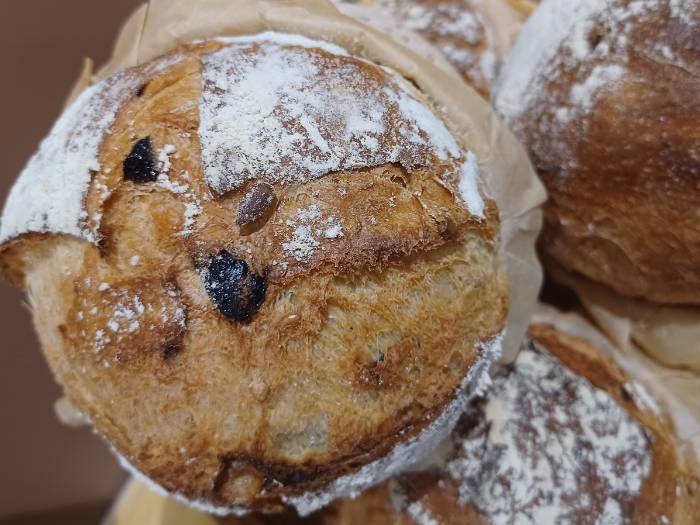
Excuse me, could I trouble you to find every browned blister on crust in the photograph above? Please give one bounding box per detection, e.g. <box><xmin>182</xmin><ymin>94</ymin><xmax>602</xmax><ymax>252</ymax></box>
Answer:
<box><xmin>0</xmin><ymin>35</ymin><xmax>505</xmax><ymax>513</ymax></box>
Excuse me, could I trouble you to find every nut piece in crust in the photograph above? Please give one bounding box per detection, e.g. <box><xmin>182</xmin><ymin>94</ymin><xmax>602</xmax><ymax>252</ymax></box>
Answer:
<box><xmin>0</xmin><ymin>33</ymin><xmax>506</xmax><ymax>513</ymax></box>
<box><xmin>236</xmin><ymin>183</ymin><xmax>276</xmax><ymax>229</ymax></box>
<box><xmin>494</xmin><ymin>0</ymin><xmax>700</xmax><ymax>304</ymax></box>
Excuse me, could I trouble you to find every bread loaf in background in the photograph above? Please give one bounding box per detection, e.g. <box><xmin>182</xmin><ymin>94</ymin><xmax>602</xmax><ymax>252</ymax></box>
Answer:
<box><xmin>494</xmin><ymin>0</ymin><xmax>700</xmax><ymax>304</ymax></box>
<box><xmin>321</xmin><ymin>324</ymin><xmax>700</xmax><ymax>524</ymax></box>
<box><xmin>336</xmin><ymin>0</ymin><xmax>533</xmax><ymax>97</ymax></box>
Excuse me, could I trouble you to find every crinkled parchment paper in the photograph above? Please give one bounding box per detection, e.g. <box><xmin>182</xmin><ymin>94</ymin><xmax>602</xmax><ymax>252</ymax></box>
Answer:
<box><xmin>547</xmin><ymin>259</ymin><xmax>700</xmax><ymax>373</ymax></box>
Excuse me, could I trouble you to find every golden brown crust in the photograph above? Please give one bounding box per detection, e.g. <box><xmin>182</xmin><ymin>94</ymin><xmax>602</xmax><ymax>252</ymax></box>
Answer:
<box><xmin>2</xmin><ymin>37</ymin><xmax>505</xmax><ymax>511</ymax></box>
<box><xmin>496</xmin><ymin>0</ymin><xmax>700</xmax><ymax>304</ymax></box>
<box><xmin>271</xmin><ymin>325</ymin><xmax>700</xmax><ymax>524</ymax></box>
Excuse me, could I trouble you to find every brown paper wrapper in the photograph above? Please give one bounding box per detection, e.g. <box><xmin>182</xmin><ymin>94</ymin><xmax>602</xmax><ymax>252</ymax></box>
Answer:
<box><xmin>66</xmin><ymin>0</ymin><xmax>546</xmax><ymax>362</ymax></box>
<box><xmin>547</xmin><ymin>259</ymin><xmax>700</xmax><ymax>373</ymax></box>
<box><xmin>482</xmin><ymin>0</ymin><xmax>530</xmax><ymax>56</ymax></box>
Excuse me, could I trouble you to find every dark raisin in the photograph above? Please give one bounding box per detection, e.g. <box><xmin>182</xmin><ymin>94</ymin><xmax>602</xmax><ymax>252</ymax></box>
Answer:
<box><xmin>136</xmin><ymin>83</ymin><xmax>148</xmax><ymax>97</ymax></box>
<box><xmin>123</xmin><ymin>137</ymin><xmax>158</xmax><ymax>183</ymax></box>
<box><xmin>203</xmin><ymin>251</ymin><xmax>266</xmax><ymax>322</ymax></box>
<box><xmin>236</xmin><ymin>183</ymin><xmax>276</xmax><ymax>228</ymax></box>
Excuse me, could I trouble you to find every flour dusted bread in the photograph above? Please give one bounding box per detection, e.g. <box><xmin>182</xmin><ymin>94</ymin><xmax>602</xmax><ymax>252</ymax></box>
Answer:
<box><xmin>494</xmin><ymin>0</ymin><xmax>700</xmax><ymax>304</ymax></box>
<box><xmin>0</xmin><ymin>34</ymin><xmax>506</xmax><ymax>514</ymax></box>
<box><xmin>336</xmin><ymin>0</ymin><xmax>505</xmax><ymax>96</ymax></box>
<box><xmin>264</xmin><ymin>324</ymin><xmax>700</xmax><ymax>524</ymax></box>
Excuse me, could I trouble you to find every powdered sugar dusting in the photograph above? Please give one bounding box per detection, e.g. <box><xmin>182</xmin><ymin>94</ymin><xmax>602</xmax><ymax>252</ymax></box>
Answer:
<box><xmin>282</xmin><ymin>226</ymin><xmax>320</xmax><ymax>261</ymax></box>
<box><xmin>0</xmin><ymin>54</ymin><xmax>183</xmax><ymax>245</ymax></box>
<box><xmin>0</xmin><ymin>83</ymin><xmax>106</xmax><ymax>244</ymax></box>
<box><xmin>670</xmin><ymin>0</ymin><xmax>697</xmax><ymax>23</ymax></box>
<box><xmin>282</xmin><ymin>332</ymin><xmax>503</xmax><ymax>516</ymax></box>
<box><xmin>493</xmin><ymin>0</ymin><xmax>667</xmax><ymax>123</ymax></box>
<box><xmin>494</xmin><ymin>0</ymin><xmax>613</xmax><ymax>121</ymax></box>
<box><xmin>215</xmin><ymin>31</ymin><xmax>350</xmax><ymax>57</ymax></box>
<box><xmin>323</xmin><ymin>218</ymin><xmax>344</xmax><ymax>239</ymax></box>
<box><xmin>388</xmin><ymin>480</ymin><xmax>442</xmax><ymax>525</ymax></box>
<box><xmin>106</xmin><ymin>293</ymin><xmax>146</xmax><ymax>335</ymax></box>
<box><xmin>199</xmin><ymin>33</ymin><xmax>460</xmax><ymax>196</ymax></box>
<box><xmin>445</xmin><ymin>339</ymin><xmax>652</xmax><ymax>525</ymax></box>
<box><xmin>182</xmin><ymin>201</ymin><xmax>203</xmax><ymax>236</ymax></box>
<box><xmin>157</xmin><ymin>144</ymin><xmax>177</xmax><ymax>175</ymax></box>
<box><xmin>597</xmin><ymin>499</ymin><xmax>622</xmax><ymax>524</ymax></box>
<box><xmin>493</xmin><ymin>0</ymin><xmax>671</xmax><ymax>172</ymax></box>
<box><xmin>406</xmin><ymin>500</ymin><xmax>440</xmax><ymax>525</ymax></box>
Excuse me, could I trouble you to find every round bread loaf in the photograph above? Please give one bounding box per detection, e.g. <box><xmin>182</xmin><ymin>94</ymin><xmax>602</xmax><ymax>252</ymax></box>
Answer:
<box><xmin>244</xmin><ymin>324</ymin><xmax>700</xmax><ymax>524</ymax></box>
<box><xmin>0</xmin><ymin>33</ymin><xmax>506</xmax><ymax>514</ymax></box>
<box><xmin>336</xmin><ymin>0</ymin><xmax>501</xmax><ymax>96</ymax></box>
<box><xmin>494</xmin><ymin>0</ymin><xmax>700</xmax><ymax>304</ymax></box>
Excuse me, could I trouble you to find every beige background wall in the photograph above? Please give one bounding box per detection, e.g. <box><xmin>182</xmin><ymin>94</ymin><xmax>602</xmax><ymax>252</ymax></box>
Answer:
<box><xmin>0</xmin><ymin>1</ymin><xmax>143</xmax><ymax>519</ymax></box>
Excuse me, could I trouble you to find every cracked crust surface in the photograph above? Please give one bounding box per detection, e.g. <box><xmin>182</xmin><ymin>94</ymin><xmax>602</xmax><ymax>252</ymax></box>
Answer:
<box><xmin>0</xmin><ymin>37</ymin><xmax>506</xmax><ymax>511</ymax></box>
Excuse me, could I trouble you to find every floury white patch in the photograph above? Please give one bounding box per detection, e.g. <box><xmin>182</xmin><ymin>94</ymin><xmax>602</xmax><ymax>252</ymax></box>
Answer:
<box><xmin>443</xmin><ymin>340</ymin><xmax>652</xmax><ymax>525</ymax></box>
<box><xmin>198</xmin><ymin>32</ymin><xmax>463</xmax><ymax>196</ymax></box>
<box><xmin>0</xmin><ymin>54</ymin><xmax>185</xmax><ymax>245</ymax></box>
<box><xmin>1</xmin><ymin>32</ymin><xmax>489</xmax><ymax>251</ymax></box>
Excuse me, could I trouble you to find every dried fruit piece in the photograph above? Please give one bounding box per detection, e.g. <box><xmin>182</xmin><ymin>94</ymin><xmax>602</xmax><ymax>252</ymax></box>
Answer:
<box><xmin>123</xmin><ymin>137</ymin><xmax>158</xmax><ymax>183</ymax></box>
<box><xmin>202</xmin><ymin>251</ymin><xmax>266</xmax><ymax>322</ymax></box>
<box><xmin>236</xmin><ymin>183</ymin><xmax>276</xmax><ymax>227</ymax></box>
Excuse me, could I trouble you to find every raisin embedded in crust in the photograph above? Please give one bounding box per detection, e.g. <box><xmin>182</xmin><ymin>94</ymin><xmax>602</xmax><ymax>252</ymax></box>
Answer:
<box><xmin>202</xmin><ymin>250</ymin><xmax>267</xmax><ymax>322</ymax></box>
<box><xmin>123</xmin><ymin>137</ymin><xmax>158</xmax><ymax>183</ymax></box>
